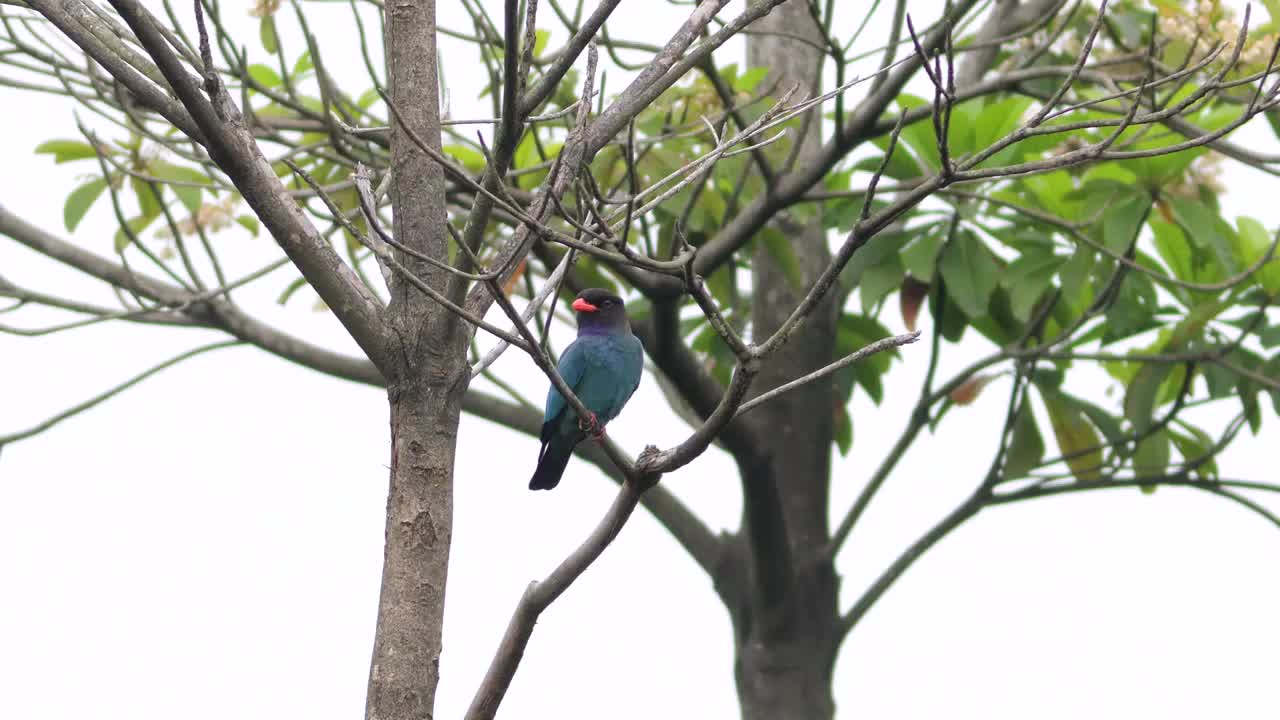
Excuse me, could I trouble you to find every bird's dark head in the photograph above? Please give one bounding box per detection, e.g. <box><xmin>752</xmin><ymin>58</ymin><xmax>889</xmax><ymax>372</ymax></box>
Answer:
<box><xmin>571</xmin><ymin>288</ymin><xmax>629</xmax><ymax>334</ymax></box>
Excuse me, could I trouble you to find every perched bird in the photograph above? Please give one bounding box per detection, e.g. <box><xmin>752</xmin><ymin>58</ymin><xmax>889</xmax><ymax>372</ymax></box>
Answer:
<box><xmin>529</xmin><ymin>288</ymin><xmax>644</xmax><ymax>491</ymax></box>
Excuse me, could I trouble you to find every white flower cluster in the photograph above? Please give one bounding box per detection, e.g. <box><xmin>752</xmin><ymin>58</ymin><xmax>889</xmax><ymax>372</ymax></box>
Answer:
<box><xmin>249</xmin><ymin>0</ymin><xmax>282</xmax><ymax>19</ymax></box>
<box><xmin>1157</xmin><ymin>2</ymin><xmax>1277</xmax><ymax>67</ymax></box>
<box><xmin>155</xmin><ymin>195</ymin><xmax>238</xmax><ymax>240</ymax></box>
<box><xmin>1241</xmin><ymin>34</ymin><xmax>1280</xmax><ymax>67</ymax></box>
<box><xmin>1168</xmin><ymin>150</ymin><xmax>1227</xmax><ymax>198</ymax></box>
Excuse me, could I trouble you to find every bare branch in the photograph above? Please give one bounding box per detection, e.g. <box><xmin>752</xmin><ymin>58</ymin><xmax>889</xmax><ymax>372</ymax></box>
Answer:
<box><xmin>840</xmin><ymin>490</ymin><xmax>985</xmax><ymax>637</ymax></box>
<box><xmin>25</xmin><ymin>0</ymin><xmax>204</xmax><ymax>140</ymax></box>
<box><xmin>469</xmin><ymin>251</ymin><xmax>574</xmax><ymax>378</ymax></box>
<box><xmin>465</xmin><ymin>475</ymin><xmax>647</xmax><ymax>720</ymax></box>
<box><xmin>0</xmin><ymin>204</ymin><xmax>383</xmax><ymax>386</ymax></box>
<box><xmin>0</xmin><ymin>257</ymin><xmax>288</xmax><ymax>336</ymax></box>
<box><xmin>103</xmin><ymin>0</ymin><xmax>390</xmax><ymax>368</ymax></box>
<box><xmin>465</xmin><ymin>41</ymin><xmax>600</xmax><ymax>314</ymax></box>
<box><xmin>519</xmin><ymin>0</ymin><xmax>621</xmax><ymax>115</ymax></box>
<box><xmin>0</xmin><ymin>340</ymin><xmax>242</xmax><ymax>452</ymax></box>
<box><xmin>736</xmin><ymin>331</ymin><xmax>922</xmax><ymax>418</ymax></box>
<box><xmin>287</xmin><ymin>158</ymin><xmax>531</xmax><ymax>351</ymax></box>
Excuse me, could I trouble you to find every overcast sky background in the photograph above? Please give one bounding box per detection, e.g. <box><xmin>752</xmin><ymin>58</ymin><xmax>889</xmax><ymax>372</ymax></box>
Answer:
<box><xmin>2</xmin><ymin>1</ymin><xmax>1279</xmax><ymax>718</ymax></box>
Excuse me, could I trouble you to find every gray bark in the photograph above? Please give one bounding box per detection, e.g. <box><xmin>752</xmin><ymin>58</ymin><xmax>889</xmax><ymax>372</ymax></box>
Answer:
<box><xmin>733</xmin><ymin>3</ymin><xmax>841</xmax><ymax>719</ymax></box>
<box><xmin>365</xmin><ymin>1</ymin><xmax>470</xmax><ymax>718</ymax></box>
<box><xmin>726</xmin><ymin>4</ymin><xmax>1062</xmax><ymax>716</ymax></box>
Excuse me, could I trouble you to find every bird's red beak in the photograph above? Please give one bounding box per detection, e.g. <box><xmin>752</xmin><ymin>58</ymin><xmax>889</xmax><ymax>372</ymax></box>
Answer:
<box><xmin>571</xmin><ymin>298</ymin><xmax>598</xmax><ymax>313</ymax></box>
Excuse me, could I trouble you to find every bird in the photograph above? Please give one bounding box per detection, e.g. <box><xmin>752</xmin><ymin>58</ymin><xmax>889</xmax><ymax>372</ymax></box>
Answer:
<box><xmin>529</xmin><ymin>288</ymin><xmax>644</xmax><ymax>491</ymax></box>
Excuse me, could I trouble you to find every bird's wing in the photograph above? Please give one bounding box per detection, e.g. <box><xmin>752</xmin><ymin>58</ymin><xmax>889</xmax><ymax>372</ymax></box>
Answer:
<box><xmin>572</xmin><ymin>334</ymin><xmax>645</xmax><ymax>425</ymax></box>
<box><xmin>623</xmin><ymin>333</ymin><xmax>644</xmax><ymax>402</ymax></box>
<box><xmin>541</xmin><ymin>338</ymin><xmax>590</xmax><ymax>435</ymax></box>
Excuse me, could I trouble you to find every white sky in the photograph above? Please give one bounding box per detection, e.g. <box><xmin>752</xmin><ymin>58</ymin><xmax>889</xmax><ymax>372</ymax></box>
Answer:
<box><xmin>2</xmin><ymin>1</ymin><xmax>1279</xmax><ymax>719</ymax></box>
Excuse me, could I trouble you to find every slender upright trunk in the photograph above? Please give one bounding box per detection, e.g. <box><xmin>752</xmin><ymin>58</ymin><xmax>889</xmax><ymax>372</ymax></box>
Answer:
<box><xmin>364</xmin><ymin>1</ymin><xmax>470</xmax><ymax>718</ymax></box>
<box><xmin>733</xmin><ymin>2</ymin><xmax>840</xmax><ymax>718</ymax></box>
<box><xmin>367</xmin><ymin>375</ymin><xmax>467</xmax><ymax>719</ymax></box>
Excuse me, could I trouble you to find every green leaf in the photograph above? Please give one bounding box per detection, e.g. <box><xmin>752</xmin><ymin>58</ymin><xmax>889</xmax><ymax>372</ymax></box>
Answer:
<box><xmin>626</xmin><ymin>297</ymin><xmax>652</xmax><ymax>324</ymax></box>
<box><xmin>113</xmin><ymin>215</ymin><xmax>156</xmax><ymax>252</ymax></box>
<box><xmin>574</xmin><ymin>256</ymin><xmax>618</xmax><ymax>295</ymax></box>
<box><xmin>717</xmin><ymin>63</ymin><xmax>740</xmax><ymax>89</ymax></box>
<box><xmin>1020</xmin><ymin>170</ymin><xmax>1082</xmax><ymax>221</ymax></box>
<box><xmin>277</xmin><ymin>276</ymin><xmax>308</xmax><ymax>305</ymax></box>
<box><xmin>972</xmin><ymin>97</ymin><xmax>1033</xmax><ymax>160</ymax></box>
<box><xmin>1233</xmin><ymin>216</ymin><xmax>1280</xmax><ymax>295</ymax></box>
<box><xmin>131</xmin><ymin>176</ymin><xmax>162</xmax><ymax>221</ymax></box>
<box><xmin>1167</xmin><ymin>195</ymin><xmax>1239</xmax><ymax>277</ymax></box>
<box><xmin>1267</xmin><ymin>110</ymin><xmax>1280</xmax><ymax>141</ymax></box>
<box><xmin>1150</xmin><ymin>216</ymin><xmax>1195</xmax><ymax>283</ymax></box>
<box><xmin>148</xmin><ymin>160</ymin><xmax>209</xmax><ymax>187</ymax></box>
<box><xmin>1230</xmin><ymin>347</ymin><xmax>1266</xmax><ymax>434</ymax></box>
<box><xmin>736</xmin><ymin>66</ymin><xmax>769</xmax><ymax>93</ymax></box>
<box><xmin>292</xmin><ymin>50</ymin><xmax>314</xmax><ymax>78</ymax></box>
<box><xmin>1124</xmin><ymin>363</ymin><xmax>1174</xmax><ymax>435</ymax></box>
<box><xmin>853</xmin><ymin>234</ymin><xmax>912</xmax><ymax>281</ymax></box>
<box><xmin>942</xmin><ymin>101</ymin><xmax>980</xmax><ymax>158</ymax></box>
<box><xmin>149</xmin><ymin>160</ymin><xmax>209</xmax><ymax>214</ymax></box>
<box><xmin>1125</xmin><ymin>125</ymin><xmax>1202</xmax><ymax>185</ymax></box>
<box><xmin>690</xmin><ymin>324</ymin><xmax>734</xmax><ymax>386</ymax></box>
<box><xmin>1133</xmin><ymin>429</ymin><xmax>1170</xmax><ymax>475</ymax></box>
<box><xmin>1242</xmin><ymin>384</ymin><xmax>1262</xmax><ymax>434</ymax></box>
<box><xmin>1030</xmin><ymin>366</ymin><xmax>1065</xmax><ymax>391</ymax></box>
<box><xmin>1044</xmin><ymin>391</ymin><xmax>1124</xmax><ymax>447</ymax></box>
<box><xmin>1258</xmin><ymin>0</ymin><xmax>1280</xmax><ymax>34</ymax></box>
<box><xmin>899</xmin><ymin>225</ymin><xmax>944</xmax><ymax>282</ymax></box>
<box><xmin>63</xmin><ymin>178</ymin><xmax>108</xmax><ymax>232</ymax></box>
<box><xmin>1100</xmin><ymin>195</ymin><xmax>1150</xmax><ymax>254</ymax></box>
<box><xmin>1043</xmin><ymin>393</ymin><xmax>1105</xmax><ymax>482</ymax></box>
<box><xmin>1002</xmin><ymin>249</ymin><xmax>1064</xmax><ymax>322</ymax></box>
<box><xmin>760</xmin><ymin>227</ymin><xmax>803</xmax><ymax>289</ymax></box>
<box><xmin>235</xmin><ymin>214</ymin><xmax>260</xmax><ymax>237</ymax></box>
<box><xmin>1169</xmin><ymin>424</ymin><xmax>1218</xmax><ymax>480</ymax></box>
<box><xmin>934</xmin><ymin>285</ymin><xmax>968</xmax><ymax>342</ymax></box>
<box><xmin>1004</xmin><ymin>400</ymin><xmax>1045</xmax><ymax>478</ymax></box>
<box><xmin>705</xmin><ymin>265</ymin><xmax>734</xmax><ymax>309</ymax></box>
<box><xmin>1074</xmin><ymin>170</ymin><xmax>1138</xmax><ymax>217</ymax></box>
<box><xmin>532</xmin><ymin>29</ymin><xmax>550</xmax><ymax>58</ymax></box>
<box><xmin>836</xmin><ymin>314</ymin><xmax>898</xmax><ymax>404</ymax></box>
<box><xmin>259</xmin><ymin>16</ymin><xmax>278</xmax><ymax>54</ymax></box>
<box><xmin>859</xmin><ymin>258</ymin><xmax>904</xmax><ymax>314</ymax></box>
<box><xmin>972</xmin><ymin>286</ymin><xmax>1021</xmax><ymax>345</ymax></box>
<box><xmin>938</xmin><ymin>229</ymin><xmax>1000</xmax><ymax>319</ymax></box>
<box><xmin>357</xmin><ymin>87</ymin><xmax>380</xmax><ymax>109</ymax></box>
<box><xmin>1103</xmin><ymin>272</ymin><xmax>1159</xmax><ymax>344</ymax></box>
<box><xmin>35</xmin><ymin>139</ymin><xmax>98</xmax><ymax>164</ymax></box>
<box><xmin>513</xmin><ymin>131</ymin><xmax>551</xmax><ymax>189</ymax></box>
<box><xmin>894</xmin><ymin>94</ymin><xmax>940</xmax><ymax>170</ymax></box>
<box><xmin>1264</xmin><ymin>355</ymin><xmax>1280</xmax><ymax>417</ymax></box>
<box><xmin>444</xmin><ymin>143</ymin><xmax>486</xmax><ymax>173</ymax></box>
<box><xmin>834</xmin><ymin>405</ymin><xmax>853</xmax><ymax>456</ymax></box>
<box><xmin>1260</xmin><ymin>323</ymin><xmax>1280</xmax><ymax>348</ymax></box>
<box><xmin>855</xmin><ymin>150</ymin><xmax>923</xmax><ymax>182</ymax></box>
<box><xmin>1058</xmin><ymin>246</ymin><xmax>1094</xmax><ymax>311</ymax></box>
<box><xmin>1202</xmin><ymin>361</ymin><xmax>1238</xmax><ymax>398</ymax></box>
<box><xmin>247</xmin><ymin>63</ymin><xmax>282</xmax><ymax>89</ymax></box>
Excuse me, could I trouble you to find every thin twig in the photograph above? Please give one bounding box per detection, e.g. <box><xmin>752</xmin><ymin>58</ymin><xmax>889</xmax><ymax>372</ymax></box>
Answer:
<box><xmin>0</xmin><ymin>340</ymin><xmax>242</xmax><ymax>451</ymax></box>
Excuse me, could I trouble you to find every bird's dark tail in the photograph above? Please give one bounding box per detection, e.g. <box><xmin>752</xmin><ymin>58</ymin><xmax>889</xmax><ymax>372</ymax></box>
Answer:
<box><xmin>529</xmin><ymin>435</ymin><xmax>576</xmax><ymax>490</ymax></box>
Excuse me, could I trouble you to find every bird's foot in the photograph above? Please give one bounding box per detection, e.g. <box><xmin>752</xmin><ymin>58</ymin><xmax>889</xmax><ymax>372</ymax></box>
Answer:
<box><xmin>579</xmin><ymin>412</ymin><xmax>605</xmax><ymax>439</ymax></box>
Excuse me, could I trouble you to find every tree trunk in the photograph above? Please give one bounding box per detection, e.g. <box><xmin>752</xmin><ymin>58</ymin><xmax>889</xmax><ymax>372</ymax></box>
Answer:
<box><xmin>733</xmin><ymin>2</ymin><xmax>840</xmax><ymax>718</ymax></box>
<box><xmin>365</xmin><ymin>1</ymin><xmax>469</xmax><ymax>718</ymax></box>
<box><xmin>366</xmin><ymin>376</ymin><xmax>467</xmax><ymax>719</ymax></box>
<box><xmin>728</xmin><ymin>539</ymin><xmax>842</xmax><ymax>720</ymax></box>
